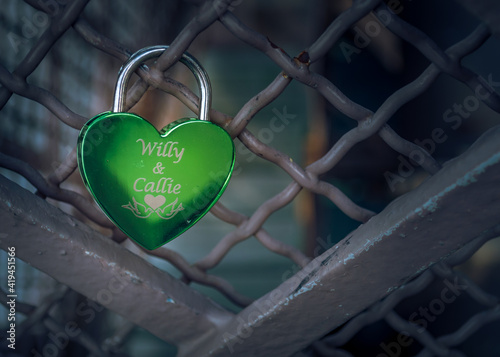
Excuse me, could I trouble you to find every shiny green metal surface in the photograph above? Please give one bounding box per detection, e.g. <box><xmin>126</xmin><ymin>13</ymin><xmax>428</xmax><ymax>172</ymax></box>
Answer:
<box><xmin>77</xmin><ymin>112</ymin><xmax>234</xmax><ymax>249</ymax></box>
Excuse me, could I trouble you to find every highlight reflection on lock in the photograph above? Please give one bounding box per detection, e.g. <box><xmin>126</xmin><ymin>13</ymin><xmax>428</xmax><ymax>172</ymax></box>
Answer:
<box><xmin>77</xmin><ymin>46</ymin><xmax>235</xmax><ymax>250</ymax></box>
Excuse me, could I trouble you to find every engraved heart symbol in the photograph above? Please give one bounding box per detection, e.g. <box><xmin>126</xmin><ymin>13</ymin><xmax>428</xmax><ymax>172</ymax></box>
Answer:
<box><xmin>77</xmin><ymin>113</ymin><xmax>234</xmax><ymax>249</ymax></box>
<box><xmin>144</xmin><ymin>194</ymin><xmax>166</xmax><ymax>209</ymax></box>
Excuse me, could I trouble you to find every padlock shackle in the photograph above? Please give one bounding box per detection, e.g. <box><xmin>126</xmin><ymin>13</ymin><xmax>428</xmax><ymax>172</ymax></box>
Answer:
<box><xmin>112</xmin><ymin>46</ymin><xmax>211</xmax><ymax>121</ymax></box>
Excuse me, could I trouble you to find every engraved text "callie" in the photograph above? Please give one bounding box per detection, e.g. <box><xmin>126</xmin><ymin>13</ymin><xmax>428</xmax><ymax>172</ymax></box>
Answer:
<box><xmin>136</xmin><ymin>139</ymin><xmax>184</xmax><ymax>163</ymax></box>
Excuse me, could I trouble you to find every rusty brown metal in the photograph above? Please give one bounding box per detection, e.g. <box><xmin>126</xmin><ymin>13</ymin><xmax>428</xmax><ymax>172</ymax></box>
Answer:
<box><xmin>191</xmin><ymin>126</ymin><xmax>500</xmax><ymax>356</ymax></box>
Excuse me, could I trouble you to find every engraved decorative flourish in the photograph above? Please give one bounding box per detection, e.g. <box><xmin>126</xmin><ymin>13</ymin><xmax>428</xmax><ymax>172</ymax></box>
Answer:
<box><xmin>122</xmin><ymin>197</ymin><xmax>153</xmax><ymax>218</ymax></box>
<box><xmin>122</xmin><ymin>196</ymin><xmax>184</xmax><ymax>220</ymax></box>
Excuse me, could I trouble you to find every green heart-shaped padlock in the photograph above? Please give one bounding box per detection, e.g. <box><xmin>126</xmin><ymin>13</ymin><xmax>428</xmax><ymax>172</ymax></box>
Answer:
<box><xmin>77</xmin><ymin>46</ymin><xmax>234</xmax><ymax>250</ymax></box>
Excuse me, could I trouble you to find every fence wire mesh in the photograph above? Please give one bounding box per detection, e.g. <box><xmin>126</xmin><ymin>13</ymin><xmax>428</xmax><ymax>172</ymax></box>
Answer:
<box><xmin>0</xmin><ymin>0</ymin><xmax>499</xmax><ymax>356</ymax></box>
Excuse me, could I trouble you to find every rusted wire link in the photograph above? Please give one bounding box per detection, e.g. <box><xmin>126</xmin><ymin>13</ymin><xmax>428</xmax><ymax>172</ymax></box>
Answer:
<box><xmin>73</xmin><ymin>18</ymin><xmax>132</xmax><ymax>62</ymax></box>
<box><xmin>375</xmin><ymin>4</ymin><xmax>500</xmax><ymax>112</ymax></box>
<box><xmin>0</xmin><ymin>63</ymin><xmax>88</xmax><ymax>129</ymax></box>
<box><xmin>4</xmin><ymin>0</ymin><xmax>378</xmax><ymax>238</ymax></box>
<box><xmin>219</xmin><ymin>11</ymin><xmax>374</xmax><ymax>121</ymax></box>
<box><xmin>237</xmin><ymin>129</ymin><xmax>376</xmax><ymax>220</ymax></box>
<box><xmin>209</xmin><ymin>18</ymin><xmax>499</xmax><ymax>262</ymax></box>
<box><xmin>314</xmin><ymin>270</ymin><xmax>435</xmax><ymax>349</ymax></box>
<box><xmin>308</xmin><ymin>24</ymin><xmax>492</xmax><ymax>176</ymax></box>
<box><xmin>0</xmin><ymin>0</ymin><xmax>90</xmax><ymax>110</ymax></box>
<box><xmin>43</xmin><ymin>313</ymin><xmax>108</xmax><ymax>357</ymax></box>
<box><xmin>116</xmin><ymin>0</ymin><xmax>234</xmax><ymax>115</ymax></box>
<box><xmin>75</xmin><ymin>12</ymin><xmax>232</xmax><ymax>122</ymax></box>
<box><xmin>155</xmin><ymin>0</ymin><xmax>233</xmax><ymax>72</ymax></box>
<box><xmin>1</xmin><ymin>286</ymin><xmax>108</xmax><ymax>356</ymax></box>
<box><xmin>2</xmin><ymin>0</ymin><xmax>500</xmax><ymax>355</ymax></box>
<box><xmin>6</xmin><ymin>0</ymin><xmax>316</xmax><ymax>280</ymax></box>
<box><xmin>154</xmin><ymin>76</ymin><xmax>234</xmax><ymax>126</ymax></box>
<box><xmin>17</xmin><ymin>285</ymin><xmax>69</xmax><ymax>337</ymax></box>
<box><xmin>425</xmin><ymin>306</ymin><xmax>500</xmax><ymax>351</ymax></box>
<box><xmin>195</xmin><ymin>180</ymin><xmax>302</xmax><ymax>270</ymax></box>
<box><xmin>142</xmin><ymin>246</ymin><xmax>254</xmax><ymax>307</ymax></box>
<box><xmin>413</xmin><ymin>306</ymin><xmax>500</xmax><ymax>357</ymax></box>
<box><xmin>378</xmin><ymin>124</ymin><xmax>442</xmax><ymax>174</ymax></box>
<box><xmin>227</xmin><ymin>73</ymin><xmax>292</xmax><ymax>136</ymax></box>
<box><xmin>211</xmin><ymin>203</ymin><xmax>311</xmax><ymax>268</ymax></box>
<box><xmin>375</xmin><ymin>3</ymin><xmax>458</xmax><ymax>71</ymax></box>
<box><xmin>0</xmin><ymin>152</ymin><xmax>114</xmax><ymax>228</ymax></box>
<box><xmin>202</xmin><ymin>202</ymin><xmax>311</xmax><ymax>270</ymax></box>
<box><xmin>307</xmin><ymin>0</ymin><xmax>382</xmax><ymax>62</ymax></box>
<box><xmin>0</xmin><ymin>0</ymin><xmax>309</xmax><ymax>305</ymax></box>
<box><xmin>432</xmin><ymin>262</ymin><xmax>499</xmax><ymax>307</ymax></box>
<box><xmin>0</xmin><ymin>154</ymin><xmax>253</xmax><ymax>307</ymax></box>
<box><xmin>47</xmin><ymin>147</ymin><xmax>78</xmax><ymax>186</ymax></box>
<box><xmin>385</xmin><ymin>310</ymin><xmax>450</xmax><ymax>356</ymax></box>
<box><xmin>313</xmin><ymin>236</ymin><xmax>500</xmax><ymax>356</ymax></box>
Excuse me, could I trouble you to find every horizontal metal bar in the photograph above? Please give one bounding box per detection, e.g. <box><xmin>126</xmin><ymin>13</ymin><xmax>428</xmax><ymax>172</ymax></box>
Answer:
<box><xmin>195</xmin><ymin>125</ymin><xmax>500</xmax><ymax>357</ymax></box>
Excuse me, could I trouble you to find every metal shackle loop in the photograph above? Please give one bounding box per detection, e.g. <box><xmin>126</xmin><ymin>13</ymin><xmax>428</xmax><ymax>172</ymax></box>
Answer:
<box><xmin>112</xmin><ymin>45</ymin><xmax>212</xmax><ymax>121</ymax></box>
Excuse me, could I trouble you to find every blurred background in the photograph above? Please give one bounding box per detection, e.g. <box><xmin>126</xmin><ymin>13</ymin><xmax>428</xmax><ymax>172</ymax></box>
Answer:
<box><xmin>1</xmin><ymin>0</ymin><xmax>500</xmax><ymax>356</ymax></box>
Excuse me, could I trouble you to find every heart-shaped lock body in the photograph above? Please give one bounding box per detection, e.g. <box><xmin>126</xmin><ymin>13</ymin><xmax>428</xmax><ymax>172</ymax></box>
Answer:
<box><xmin>77</xmin><ymin>46</ymin><xmax>234</xmax><ymax>249</ymax></box>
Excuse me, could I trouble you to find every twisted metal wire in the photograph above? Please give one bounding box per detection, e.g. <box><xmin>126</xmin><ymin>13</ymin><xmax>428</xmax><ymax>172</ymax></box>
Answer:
<box><xmin>312</xmin><ymin>227</ymin><xmax>500</xmax><ymax>356</ymax></box>
<box><xmin>1</xmin><ymin>0</ymin><xmax>499</xmax><ymax>355</ymax></box>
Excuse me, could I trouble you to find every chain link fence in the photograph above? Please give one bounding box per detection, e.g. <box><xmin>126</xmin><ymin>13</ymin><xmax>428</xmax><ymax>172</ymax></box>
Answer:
<box><xmin>1</xmin><ymin>0</ymin><xmax>500</xmax><ymax>356</ymax></box>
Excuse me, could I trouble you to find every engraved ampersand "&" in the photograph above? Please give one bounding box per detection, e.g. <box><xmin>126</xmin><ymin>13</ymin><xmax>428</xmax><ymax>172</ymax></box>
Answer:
<box><xmin>121</xmin><ymin>139</ymin><xmax>185</xmax><ymax>220</ymax></box>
